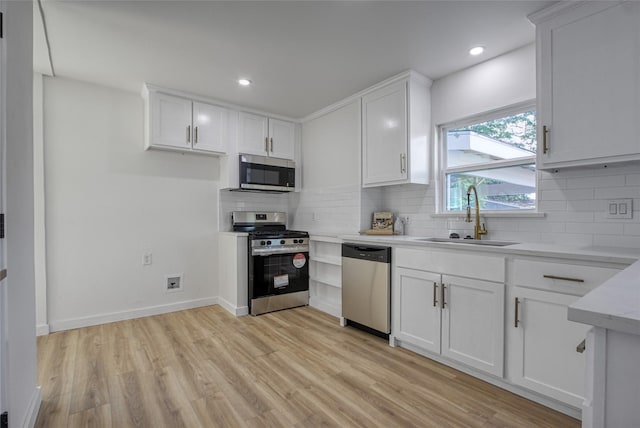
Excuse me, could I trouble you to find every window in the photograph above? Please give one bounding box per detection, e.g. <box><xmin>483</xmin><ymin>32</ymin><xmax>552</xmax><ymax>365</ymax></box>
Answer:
<box><xmin>441</xmin><ymin>106</ymin><xmax>536</xmax><ymax>212</ymax></box>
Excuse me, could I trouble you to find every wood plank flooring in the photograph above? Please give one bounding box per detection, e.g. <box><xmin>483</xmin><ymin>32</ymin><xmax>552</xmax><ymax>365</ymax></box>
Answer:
<box><xmin>36</xmin><ymin>305</ymin><xmax>580</xmax><ymax>427</ymax></box>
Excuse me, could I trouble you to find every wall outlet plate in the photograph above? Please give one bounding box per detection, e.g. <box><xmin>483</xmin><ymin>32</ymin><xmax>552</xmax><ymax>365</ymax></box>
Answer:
<box><xmin>605</xmin><ymin>199</ymin><xmax>633</xmax><ymax>219</ymax></box>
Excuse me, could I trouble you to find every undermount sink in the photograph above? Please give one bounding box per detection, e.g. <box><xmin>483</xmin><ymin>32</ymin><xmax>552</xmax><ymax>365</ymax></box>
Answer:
<box><xmin>415</xmin><ymin>237</ymin><xmax>518</xmax><ymax>247</ymax></box>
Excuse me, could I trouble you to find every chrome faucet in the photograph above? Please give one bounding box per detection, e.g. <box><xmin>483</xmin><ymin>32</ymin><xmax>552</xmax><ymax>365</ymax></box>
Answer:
<box><xmin>466</xmin><ymin>185</ymin><xmax>488</xmax><ymax>240</ymax></box>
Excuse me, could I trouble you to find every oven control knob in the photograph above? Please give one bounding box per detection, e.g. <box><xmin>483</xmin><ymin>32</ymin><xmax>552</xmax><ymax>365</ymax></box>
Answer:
<box><xmin>260</xmin><ymin>241</ymin><xmax>266</xmax><ymax>246</ymax></box>
<box><xmin>266</xmin><ymin>240</ymin><xmax>272</xmax><ymax>245</ymax></box>
<box><xmin>293</xmin><ymin>239</ymin><xmax>298</xmax><ymax>243</ymax></box>
<box><xmin>280</xmin><ymin>240</ymin><xmax>286</xmax><ymax>245</ymax></box>
<box><xmin>298</xmin><ymin>239</ymin><xmax>304</xmax><ymax>244</ymax></box>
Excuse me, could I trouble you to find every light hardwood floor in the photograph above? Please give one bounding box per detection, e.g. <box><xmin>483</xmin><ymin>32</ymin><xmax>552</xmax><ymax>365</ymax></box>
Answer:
<box><xmin>36</xmin><ymin>305</ymin><xmax>579</xmax><ymax>427</ymax></box>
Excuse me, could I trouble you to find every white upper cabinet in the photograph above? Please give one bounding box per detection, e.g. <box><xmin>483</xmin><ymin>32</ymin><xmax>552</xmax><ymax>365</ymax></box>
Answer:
<box><xmin>144</xmin><ymin>88</ymin><xmax>228</xmax><ymax>155</ymax></box>
<box><xmin>531</xmin><ymin>1</ymin><xmax>640</xmax><ymax>169</ymax></box>
<box><xmin>362</xmin><ymin>73</ymin><xmax>431</xmax><ymax>187</ymax></box>
<box><xmin>238</xmin><ymin>112</ymin><xmax>295</xmax><ymax>160</ymax></box>
<box><xmin>150</xmin><ymin>92</ymin><xmax>193</xmax><ymax>150</ymax></box>
<box><xmin>192</xmin><ymin>101</ymin><xmax>228</xmax><ymax>154</ymax></box>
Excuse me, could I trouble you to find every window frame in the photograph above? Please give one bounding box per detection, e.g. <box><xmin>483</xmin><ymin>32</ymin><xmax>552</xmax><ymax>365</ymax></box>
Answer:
<box><xmin>438</xmin><ymin>101</ymin><xmax>538</xmax><ymax>214</ymax></box>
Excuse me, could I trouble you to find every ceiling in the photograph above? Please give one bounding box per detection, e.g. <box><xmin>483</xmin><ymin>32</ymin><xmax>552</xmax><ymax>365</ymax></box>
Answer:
<box><xmin>34</xmin><ymin>0</ymin><xmax>555</xmax><ymax>119</ymax></box>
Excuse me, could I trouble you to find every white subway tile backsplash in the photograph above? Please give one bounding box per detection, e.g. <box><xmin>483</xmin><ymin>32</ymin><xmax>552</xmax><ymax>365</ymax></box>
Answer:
<box><xmin>566</xmin><ymin>222</ymin><xmax>623</xmax><ymax>235</ymax></box>
<box><xmin>566</xmin><ymin>200</ymin><xmax>598</xmax><ymax>212</ymax></box>
<box><xmin>623</xmin><ymin>223</ymin><xmax>640</xmax><ymax>236</ymax></box>
<box><xmin>593</xmin><ymin>186</ymin><xmax>640</xmax><ymax>200</ymax></box>
<box><xmin>281</xmin><ymin>164</ymin><xmax>640</xmax><ymax>248</ymax></box>
<box><xmin>537</xmin><ymin>200</ymin><xmax>568</xmax><ymax>212</ymax></box>
<box><xmin>567</xmin><ymin>175</ymin><xmax>625</xmax><ymax>189</ymax></box>
<box><xmin>545</xmin><ymin>211</ymin><xmax>595</xmax><ymax>223</ymax></box>
<box><xmin>626</xmin><ymin>174</ymin><xmax>640</xmax><ymax>186</ymax></box>
<box><xmin>593</xmin><ymin>234</ymin><xmax>640</xmax><ymax>249</ymax></box>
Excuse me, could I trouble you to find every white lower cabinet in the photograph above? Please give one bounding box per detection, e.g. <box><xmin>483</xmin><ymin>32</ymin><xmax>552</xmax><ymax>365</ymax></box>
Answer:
<box><xmin>394</xmin><ymin>266</ymin><xmax>505</xmax><ymax>377</ymax></box>
<box><xmin>394</xmin><ymin>268</ymin><xmax>441</xmax><ymax>354</ymax></box>
<box><xmin>506</xmin><ymin>286</ymin><xmax>589</xmax><ymax>408</ymax></box>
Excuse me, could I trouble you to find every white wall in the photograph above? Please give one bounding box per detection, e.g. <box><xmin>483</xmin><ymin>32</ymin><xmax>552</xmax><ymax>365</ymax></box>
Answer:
<box><xmin>431</xmin><ymin>43</ymin><xmax>536</xmax><ymax>125</ymax></box>
<box><xmin>4</xmin><ymin>1</ymin><xmax>40</xmax><ymax>426</ymax></box>
<box><xmin>43</xmin><ymin>77</ymin><xmax>220</xmax><ymax>331</ymax></box>
<box><xmin>33</xmin><ymin>74</ymin><xmax>48</xmax><ymax>336</ymax></box>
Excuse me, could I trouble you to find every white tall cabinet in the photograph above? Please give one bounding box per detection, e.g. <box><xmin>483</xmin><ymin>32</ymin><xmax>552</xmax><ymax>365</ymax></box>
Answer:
<box><xmin>530</xmin><ymin>1</ymin><xmax>640</xmax><ymax>169</ymax></box>
<box><xmin>362</xmin><ymin>72</ymin><xmax>431</xmax><ymax>187</ymax></box>
<box><xmin>238</xmin><ymin>112</ymin><xmax>296</xmax><ymax>160</ymax></box>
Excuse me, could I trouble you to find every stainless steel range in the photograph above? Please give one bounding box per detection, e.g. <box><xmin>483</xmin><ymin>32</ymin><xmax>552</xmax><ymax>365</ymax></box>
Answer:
<box><xmin>232</xmin><ymin>211</ymin><xmax>309</xmax><ymax>316</ymax></box>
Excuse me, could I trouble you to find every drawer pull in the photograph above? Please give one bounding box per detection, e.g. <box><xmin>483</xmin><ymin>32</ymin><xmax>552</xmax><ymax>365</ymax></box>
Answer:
<box><xmin>576</xmin><ymin>339</ymin><xmax>586</xmax><ymax>353</ymax></box>
<box><xmin>514</xmin><ymin>297</ymin><xmax>520</xmax><ymax>328</ymax></box>
<box><xmin>543</xmin><ymin>274</ymin><xmax>585</xmax><ymax>283</ymax></box>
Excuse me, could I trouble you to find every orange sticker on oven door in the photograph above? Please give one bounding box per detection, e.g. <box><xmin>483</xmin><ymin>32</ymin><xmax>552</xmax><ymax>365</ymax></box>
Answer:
<box><xmin>293</xmin><ymin>253</ymin><xmax>307</xmax><ymax>268</ymax></box>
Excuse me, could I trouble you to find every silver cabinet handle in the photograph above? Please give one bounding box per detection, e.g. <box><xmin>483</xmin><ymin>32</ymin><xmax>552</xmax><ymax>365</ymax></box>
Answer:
<box><xmin>433</xmin><ymin>282</ymin><xmax>438</xmax><ymax>307</ymax></box>
<box><xmin>265</xmin><ymin>137</ymin><xmax>269</xmax><ymax>152</ymax></box>
<box><xmin>576</xmin><ymin>339</ymin><xmax>586</xmax><ymax>353</ymax></box>
<box><xmin>270</xmin><ymin>137</ymin><xmax>274</xmax><ymax>152</ymax></box>
<box><xmin>542</xmin><ymin>125</ymin><xmax>549</xmax><ymax>154</ymax></box>
<box><xmin>194</xmin><ymin>126</ymin><xmax>198</xmax><ymax>144</ymax></box>
<box><xmin>441</xmin><ymin>284</ymin><xmax>446</xmax><ymax>309</ymax></box>
<box><xmin>543</xmin><ymin>275</ymin><xmax>585</xmax><ymax>283</ymax></box>
<box><xmin>514</xmin><ymin>297</ymin><xmax>520</xmax><ymax>328</ymax></box>
<box><xmin>186</xmin><ymin>125</ymin><xmax>191</xmax><ymax>144</ymax></box>
<box><xmin>400</xmin><ymin>153</ymin><xmax>407</xmax><ymax>174</ymax></box>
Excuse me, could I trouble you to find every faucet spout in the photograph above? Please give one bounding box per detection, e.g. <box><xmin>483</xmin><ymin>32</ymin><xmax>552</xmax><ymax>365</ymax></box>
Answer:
<box><xmin>465</xmin><ymin>185</ymin><xmax>488</xmax><ymax>240</ymax></box>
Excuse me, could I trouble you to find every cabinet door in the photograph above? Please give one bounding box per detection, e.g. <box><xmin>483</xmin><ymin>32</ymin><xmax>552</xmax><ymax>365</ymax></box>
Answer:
<box><xmin>538</xmin><ymin>2</ymin><xmax>640</xmax><ymax>168</ymax></box>
<box><xmin>238</xmin><ymin>112</ymin><xmax>269</xmax><ymax>156</ymax></box>
<box><xmin>392</xmin><ymin>267</ymin><xmax>441</xmax><ymax>354</ymax></box>
<box><xmin>362</xmin><ymin>81</ymin><xmax>408</xmax><ymax>186</ymax></box>
<box><xmin>268</xmin><ymin>118</ymin><xmax>295</xmax><ymax>160</ymax></box>
<box><xmin>507</xmin><ymin>286</ymin><xmax>589</xmax><ymax>407</ymax></box>
<box><xmin>441</xmin><ymin>275</ymin><xmax>504</xmax><ymax>377</ymax></box>
<box><xmin>192</xmin><ymin>102</ymin><xmax>227</xmax><ymax>154</ymax></box>
<box><xmin>150</xmin><ymin>92</ymin><xmax>192</xmax><ymax>149</ymax></box>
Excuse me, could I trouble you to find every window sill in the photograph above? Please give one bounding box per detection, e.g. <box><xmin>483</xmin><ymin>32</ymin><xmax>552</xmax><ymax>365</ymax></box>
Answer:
<box><xmin>430</xmin><ymin>211</ymin><xmax>546</xmax><ymax>219</ymax></box>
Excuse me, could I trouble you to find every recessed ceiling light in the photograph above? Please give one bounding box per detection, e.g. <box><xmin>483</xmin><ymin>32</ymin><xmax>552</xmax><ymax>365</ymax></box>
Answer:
<box><xmin>238</xmin><ymin>78</ymin><xmax>252</xmax><ymax>86</ymax></box>
<box><xmin>469</xmin><ymin>46</ymin><xmax>485</xmax><ymax>56</ymax></box>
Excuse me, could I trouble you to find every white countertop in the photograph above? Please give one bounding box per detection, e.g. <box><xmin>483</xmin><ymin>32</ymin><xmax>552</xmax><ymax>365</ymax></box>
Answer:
<box><xmin>333</xmin><ymin>234</ymin><xmax>640</xmax><ymax>265</ymax></box>
<box><xmin>568</xmin><ymin>259</ymin><xmax>640</xmax><ymax>336</ymax></box>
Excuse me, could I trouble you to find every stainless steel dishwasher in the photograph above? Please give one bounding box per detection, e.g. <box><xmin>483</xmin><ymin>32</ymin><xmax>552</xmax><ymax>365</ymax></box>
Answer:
<box><xmin>341</xmin><ymin>243</ymin><xmax>391</xmax><ymax>337</ymax></box>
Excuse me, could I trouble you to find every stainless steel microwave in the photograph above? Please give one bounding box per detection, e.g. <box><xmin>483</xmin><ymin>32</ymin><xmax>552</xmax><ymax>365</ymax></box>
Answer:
<box><xmin>239</xmin><ymin>154</ymin><xmax>296</xmax><ymax>192</ymax></box>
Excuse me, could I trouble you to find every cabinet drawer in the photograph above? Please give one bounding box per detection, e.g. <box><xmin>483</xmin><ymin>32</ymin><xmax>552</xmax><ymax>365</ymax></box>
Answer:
<box><xmin>509</xmin><ymin>259</ymin><xmax>621</xmax><ymax>295</ymax></box>
<box><xmin>395</xmin><ymin>247</ymin><xmax>505</xmax><ymax>283</ymax></box>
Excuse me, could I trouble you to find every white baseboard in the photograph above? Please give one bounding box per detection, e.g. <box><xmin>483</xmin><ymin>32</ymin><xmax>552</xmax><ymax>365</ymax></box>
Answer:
<box><xmin>36</xmin><ymin>324</ymin><xmax>50</xmax><ymax>336</ymax></box>
<box><xmin>218</xmin><ymin>297</ymin><xmax>249</xmax><ymax>316</ymax></box>
<box><xmin>49</xmin><ymin>297</ymin><xmax>218</xmax><ymax>332</ymax></box>
<box><xmin>309</xmin><ymin>296</ymin><xmax>341</xmax><ymax>318</ymax></box>
<box><xmin>22</xmin><ymin>385</ymin><xmax>41</xmax><ymax>428</ymax></box>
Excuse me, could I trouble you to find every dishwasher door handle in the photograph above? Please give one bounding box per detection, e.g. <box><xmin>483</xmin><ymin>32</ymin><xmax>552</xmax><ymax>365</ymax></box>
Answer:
<box><xmin>353</xmin><ymin>246</ymin><xmax>384</xmax><ymax>252</ymax></box>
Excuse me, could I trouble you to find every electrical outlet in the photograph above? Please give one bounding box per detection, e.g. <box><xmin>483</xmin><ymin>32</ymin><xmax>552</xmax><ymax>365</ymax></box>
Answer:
<box><xmin>605</xmin><ymin>199</ymin><xmax>633</xmax><ymax>219</ymax></box>
<box><xmin>312</xmin><ymin>212</ymin><xmax>320</xmax><ymax>221</ymax></box>
<box><xmin>143</xmin><ymin>252</ymin><xmax>152</xmax><ymax>266</ymax></box>
<box><xmin>166</xmin><ymin>275</ymin><xmax>183</xmax><ymax>292</ymax></box>
<box><xmin>402</xmin><ymin>216</ymin><xmax>411</xmax><ymax>225</ymax></box>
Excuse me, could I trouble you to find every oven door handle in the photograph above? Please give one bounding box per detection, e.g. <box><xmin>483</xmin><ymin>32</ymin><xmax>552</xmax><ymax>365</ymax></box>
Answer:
<box><xmin>252</xmin><ymin>247</ymin><xmax>309</xmax><ymax>256</ymax></box>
